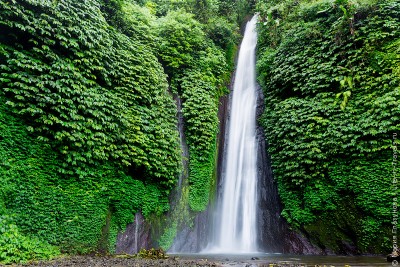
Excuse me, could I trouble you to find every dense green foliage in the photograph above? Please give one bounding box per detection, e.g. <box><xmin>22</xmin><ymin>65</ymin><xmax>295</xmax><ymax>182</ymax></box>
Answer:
<box><xmin>0</xmin><ymin>85</ymin><xmax>170</xmax><ymax>258</ymax></box>
<box><xmin>0</xmin><ymin>0</ymin><xmax>181</xmax><ymax>185</ymax></box>
<box><xmin>0</xmin><ymin>0</ymin><xmax>246</xmax><ymax>262</ymax></box>
<box><xmin>3</xmin><ymin>0</ymin><xmax>397</xmax><ymax>259</ymax></box>
<box><xmin>152</xmin><ymin>4</ymin><xmax>237</xmax><ymax>211</ymax></box>
<box><xmin>0</xmin><ymin>0</ymin><xmax>181</xmax><ymax>263</ymax></box>
<box><xmin>99</xmin><ymin>0</ymin><xmax>246</xmax><ymax>217</ymax></box>
<box><xmin>0</xmin><ymin>215</ymin><xmax>59</xmax><ymax>264</ymax></box>
<box><xmin>180</xmin><ymin>61</ymin><xmax>226</xmax><ymax>211</ymax></box>
<box><xmin>257</xmin><ymin>0</ymin><xmax>400</xmax><ymax>253</ymax></box>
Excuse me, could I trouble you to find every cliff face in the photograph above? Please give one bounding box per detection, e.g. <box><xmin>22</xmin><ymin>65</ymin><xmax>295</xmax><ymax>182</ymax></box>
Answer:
<box><xmin>0</xmin><ymin>0</ymin><xmax>239</xmax><ymax>263</ymax></box>
<box><xmin>108</xmin><ymin>0</ymin><xmax>400</xmax><ymax>254</ymax></box>
<box><xmin>116</xmin><ymin>213</ymin><xmax>151</xmax><ymax>254</ymax></box>
<box><xmin>117</xmin><ymin>17</ymin><xmax>319</xmax><ymax>256</ymax></box>
<box><xmin>257</xmin><ymin>83</ymin><xmax>322</xmax><ymax>255</ymax></box>
<box><xmin>152</xmin><ymin>42</ymin><xmax>319</xmax><ymax>255</ymax></box>
<box><xmin>256</xmin><ymin>85</ymin><xmax>287</xmax><ymax>253</ymax></box>
<box><xmin>0</xmin><ymin>0</ymin><xmax>181</xmax><ymax>261</ymax></box>
<box><xmin>256</xmin><ymin>0</ymin><xmax>400</xmax><ymax>254</ymax></box>
<box><xmin>159</xmin><ymin>91</ymin><xmax>230</xmax><ymax>253</ymax></box>
<box><xmin>3</xmin><ymin>0</ymin><xmax>398</xmax><ymax>261</ymax></box>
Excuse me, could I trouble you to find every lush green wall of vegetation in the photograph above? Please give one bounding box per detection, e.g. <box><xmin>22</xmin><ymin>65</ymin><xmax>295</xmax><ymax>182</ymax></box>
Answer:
<box><xmin>5</xmin><ymin>0</ymin><xmax>396</xmax><ymax>260</ymax></box>
<box><xmin>0</xmin><ymin>0</ymin><xmax>180</xmax><ymax>262</ymax></box>
<box><xmin>256</xmin><ymin>0</ymin><xmax>399</xmax><ymax>254</ymax></box>
<box><xmin>0</xmin><ymin>0</ymin><xmax>250</xmax><ymax>263</ymax></box>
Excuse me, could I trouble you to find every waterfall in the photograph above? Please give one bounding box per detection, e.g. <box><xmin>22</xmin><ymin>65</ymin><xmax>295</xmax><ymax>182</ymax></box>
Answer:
<box><xmin>134</xmin><ymin>215</ymin><xmax>139</xmax><ymax>253</ymax></box>
<box><xmin>205</xmin><ymin>15</ymin><xmax>259</xmax><ymax>253</ymax></box>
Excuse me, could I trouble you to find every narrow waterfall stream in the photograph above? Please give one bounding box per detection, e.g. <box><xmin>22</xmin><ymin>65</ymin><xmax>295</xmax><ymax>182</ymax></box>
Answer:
<box><xmin>205</xmin><ymin>15</ymin><xmax>259</xmax><ymax>253</ymax></box>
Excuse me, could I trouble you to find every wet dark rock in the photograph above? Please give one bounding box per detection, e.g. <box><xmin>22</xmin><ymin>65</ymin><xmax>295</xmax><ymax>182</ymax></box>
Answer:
<box><xmin>115</xmin><ymin>212</ymin><xmax>151</xmax><ymax>254</ymax></box>
<box><xmin>283</xmin><ymin>230</ymin><xmax>322</xmax><ymax>254</ymax></box>
<box><xmin>337</xmin><ymin>240</ymin><xmax>359</xmax><ymax>255</ymax></box>
<box><xmin>256</xmin><ymin>85</ymin><xmax>325</xmax><ymax>255</ymax></box>
<box><xmin>168</xmin><ymin>209</ymin><xmax>211</xmax><ymax>252</ymax></box>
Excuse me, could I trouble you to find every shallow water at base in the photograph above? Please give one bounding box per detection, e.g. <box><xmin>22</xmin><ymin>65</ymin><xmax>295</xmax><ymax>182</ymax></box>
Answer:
<box><xmin>170</xmin><ymin>253</ymin><xmax>391</xmax><ymax>267</ymax></box>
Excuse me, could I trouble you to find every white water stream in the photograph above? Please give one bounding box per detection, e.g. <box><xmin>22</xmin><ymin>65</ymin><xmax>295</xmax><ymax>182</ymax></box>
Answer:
<box><xmin>205</xmin><ymin>15</ymin><xmax>259</xmax><ymax>253</ymax></box>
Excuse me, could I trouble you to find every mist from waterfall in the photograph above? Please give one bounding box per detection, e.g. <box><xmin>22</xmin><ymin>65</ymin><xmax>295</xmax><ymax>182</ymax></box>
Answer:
<box><xmin>204</xmin><ymin>15</ymin><xmax>259</xmax><ymax>253</ymax></box>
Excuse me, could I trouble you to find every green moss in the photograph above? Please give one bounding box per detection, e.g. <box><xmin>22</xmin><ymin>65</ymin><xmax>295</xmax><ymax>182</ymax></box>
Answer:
<box><xmin>188</xmin><ymin>142</ymin><xmax>218</xmax><ymax>212</ymax></box>
<box><xmin>303</xmin><ymin>197</ymin><xmax>362</xmax><ymax>253</ymax></box>
<box><xmin>158</xmin><ymin>222</ymin><xmax>178</xmax><ymax>251</ymax></box>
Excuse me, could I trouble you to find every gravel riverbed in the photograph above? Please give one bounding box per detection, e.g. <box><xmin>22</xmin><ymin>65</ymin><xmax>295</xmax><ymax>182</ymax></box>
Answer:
<box><xmin>4</xmin><ymin>255</ymin><xmax>390</xmax><ymax>267</ymax></box>
<box><xmin>6</xmin><ymin>256</ymin><xmax>270</xmax><ymax>267</ymax></box>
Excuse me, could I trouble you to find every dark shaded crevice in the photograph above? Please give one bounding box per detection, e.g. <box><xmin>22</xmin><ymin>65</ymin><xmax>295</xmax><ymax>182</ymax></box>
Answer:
<box><xmin>98</xmin><ymin>209</ymin><xmax>112</xmax><ymax>254</ymax></box>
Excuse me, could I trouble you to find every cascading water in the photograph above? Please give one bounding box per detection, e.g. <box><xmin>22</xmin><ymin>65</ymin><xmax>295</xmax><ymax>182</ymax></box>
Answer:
<box><xmin>117</xmin><ymin>14</ymin><xmax>312</xmax><ymax>256</ymax></box>
<box><xmin>205</xmin><ymin>15</ymin><xmax>259</xmax><ymax>253</ymax></box>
